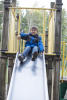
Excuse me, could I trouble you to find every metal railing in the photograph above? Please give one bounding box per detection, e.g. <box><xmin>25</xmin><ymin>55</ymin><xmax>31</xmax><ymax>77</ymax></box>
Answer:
<box><xmin>7</xmin><ymin>7</ymin><xmax>56</xmax><ymax>54</ymax></box>
<box><xmin>61</xmin><ymin>41</ymin><xmax>67</xmax><ymax>81</ymax></box>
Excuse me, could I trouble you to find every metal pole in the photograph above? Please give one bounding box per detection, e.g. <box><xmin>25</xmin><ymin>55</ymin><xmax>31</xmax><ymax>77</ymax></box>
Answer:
<box><xmin>9</xmin><ymin>7</ymin><xmax>56</xmax><ymax>11</ymax></box>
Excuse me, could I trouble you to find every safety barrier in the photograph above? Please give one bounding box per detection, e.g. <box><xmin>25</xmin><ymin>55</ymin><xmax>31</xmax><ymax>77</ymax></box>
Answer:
<box><xmin>61</xmin><ymin>41</ymin><xmax>67</xmax><ymax>81</ymax></box>
<box><xmin>5</xmin><ymin>7</ymin><xmax>56</xmax><ymax>54</ymax></box>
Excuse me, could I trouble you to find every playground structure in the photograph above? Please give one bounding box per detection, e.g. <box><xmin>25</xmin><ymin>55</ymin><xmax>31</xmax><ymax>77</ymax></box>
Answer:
<box><xmin>7</xmin><ymin>53</ymin><xmax>49</xmax><ymax>100</ymax></box>
<box><xmin>7</xmin><ymin>7</ymin><xmax>55</xmax><ymax>54</ymax></box>
<box><xmin>6</xmin><ymin>7</ymin><xmax>56</xmax><ymax>100</ymax></box>
<box><xmin>0</xmin><ymin>0</ymin><xmax>66</xmax><ymax>100</ymax></box>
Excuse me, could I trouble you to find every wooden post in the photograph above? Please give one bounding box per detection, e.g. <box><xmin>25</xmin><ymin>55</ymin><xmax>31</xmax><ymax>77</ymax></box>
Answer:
<box><xmin>55</xmin><ymin>0</ymin><xmax>62</xmax><ymax>54</ymax></box>
<box><xmin>47</xmin><ymin>2</ymin><xmax>62</xmax><ymax>100</ymax></box>
<box><xmin>2</xmin><ymin>0</ymin><xmax>11</xmax><ymax>51</ymax></box>
<box><xmin>53</xmin><ymin>0</ymin><xmax>62</xmax><ymax>100</ymax></box>
<box><xmin>47</xmin><ymin>3</ymin><xmax>56</xmax><ymax>100</ymax></box>
<box><xmin>0</xmin><ymin>0</ymin><xmax>11</xmax><ymax>100</ymax></box>
<box><xmin>47</xmin><ymin>58</ymin><xmax>53</xmax><ymax>100</ymax></box>
<box><xmin>8</xmin><ymin>0</ymin><xmax>16</xmax><ymax>92</ymax></box>
<box><xmin>53</xmin><ymin>57</ymin><xmax>60</xmax><ymax>100</ymax></box>
<box><xmin>47</xmin><ymin>57</ymin><xmax>56</xmax><ymax>100</ymax></box>
<box><xmin>0</xmin><ymin>57</ymin><xmax>7</xmax><ymax>100</ymax></box>
<box><xmin>8</xmin><ymin>57</ymin><xmax>14</xmax><ymax>89</ymax></box>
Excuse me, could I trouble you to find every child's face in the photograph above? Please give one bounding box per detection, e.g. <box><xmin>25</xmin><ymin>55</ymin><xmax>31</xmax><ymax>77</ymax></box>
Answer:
<box><xmin>31</xmin><ymin>29</ymin><xmax>38</xmax><ymax>35</ymax></box>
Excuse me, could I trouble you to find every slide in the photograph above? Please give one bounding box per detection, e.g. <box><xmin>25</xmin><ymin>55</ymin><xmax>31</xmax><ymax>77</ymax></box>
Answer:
<box><xmin>7</xmin><ymin>52</ymin><xmax>49</xmax><ymax>100</ymax></box>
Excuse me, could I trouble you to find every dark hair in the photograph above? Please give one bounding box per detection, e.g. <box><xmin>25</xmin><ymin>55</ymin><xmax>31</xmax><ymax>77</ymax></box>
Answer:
<box><xmin>31</xmin><ymin>26</ymin><xmax>38</xmax><ymax>32</ymax></box>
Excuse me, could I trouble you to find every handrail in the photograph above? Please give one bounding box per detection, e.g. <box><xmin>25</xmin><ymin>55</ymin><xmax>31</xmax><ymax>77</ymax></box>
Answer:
<box><xmin>9</xmin><ymin>7</ymin><xmax>56</xmax><ymax>11</ymax></box>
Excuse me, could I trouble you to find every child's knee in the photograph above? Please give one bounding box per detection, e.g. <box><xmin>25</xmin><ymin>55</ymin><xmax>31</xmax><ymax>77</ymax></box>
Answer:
<box><xmin>32</xmin><ymin>46</ymin><xmax>38</xmax><ymax>53</ymax></box>
<box><xmin>34</xmin><ymin>46</ymin><xmax>38</xmax><ymax>50</ymax></box>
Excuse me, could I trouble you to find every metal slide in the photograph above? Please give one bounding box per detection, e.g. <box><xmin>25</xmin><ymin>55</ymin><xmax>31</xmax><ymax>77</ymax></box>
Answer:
<box><xmin>7</xmin><ymin>52</ymin><xmax>49</xmax><ymax>100</ymax></box>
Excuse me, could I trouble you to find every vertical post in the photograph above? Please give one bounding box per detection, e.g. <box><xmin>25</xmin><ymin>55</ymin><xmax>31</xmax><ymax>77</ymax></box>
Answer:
<box><xmin>53</xmin><ymin>57</ymin><xmax>60</xmax><ymax>100</ymax></box>
<box><xmin>48</xmin><ymin>2</ymin><xmax>55</xmax><ymax>54</ymax></box>
<box><xmin>2</xmin><ymin>0</ymin><xmax>11</xmax><ymax>51</ymax></box>
<box><xmin>53</xmin><ymin>0</ymin><xmax>62</xmax><ymax>100</ymax></box>
<box><xmin>0</xmin><ymin>0</ymin><xmax>11</xmax><ymax>100</ymax></box>
<box><xmin>47</xmin><ymin>58</ymin><xmax>52</xmax><ymax>100</ymax></box>
<box><xmin>47</xmin><ymin>2</ymin><xmax>56</xmax><ymax>100</ymax></box>
<box><xmin>55</xmin><ymin>0</ymin><xmax>62</xmax><ymax>54</ymax></box>
<box><xmin>0</xmin><ymin>57</ymin><xmax>7</xmax><ymax>100</ymax></box>
<box><xmin>8</xmin><ymin>57</ymin><xmax>14</xmax><ymax>89</ymax></box>
<box><xmin>43</xmin><ymin>11</ymin><xmax>46</xmax><ymax>48</ymax></box>
<box><xmin>61</xmin><ymin>41</ymin><xmax>65</xmax><ymax>81</ymax></box>
<box><xmin>8</xmin><ymin>0</ymin><xmax>16</xmax><ymax>91</ymax></box>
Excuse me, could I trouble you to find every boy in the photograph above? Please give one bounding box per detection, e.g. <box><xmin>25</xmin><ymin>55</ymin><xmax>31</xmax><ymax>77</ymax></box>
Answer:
<box><xmin>17</xmin><ymin>26</ymin><xmax>44</xmax><ymax>62</ymax></box>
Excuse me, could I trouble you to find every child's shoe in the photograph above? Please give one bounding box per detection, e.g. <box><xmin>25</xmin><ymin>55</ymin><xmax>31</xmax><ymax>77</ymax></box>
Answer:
<box><xmin>32</xmin><ymin>52</ymin><xmax>38</xmax><ymax>61</ymax></box>
<box><xmin>18</xmin><ymin>54</ymin><xmax>25</xmax><ymax>63</ymax></box>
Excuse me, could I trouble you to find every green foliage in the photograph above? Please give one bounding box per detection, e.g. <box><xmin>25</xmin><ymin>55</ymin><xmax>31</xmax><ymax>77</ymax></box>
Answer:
<box><xmin>61</xmin><ymin>9</ymin><xmax>67</xmax><ymax>42</ymax></box>
<box><xmin>61</xmin><ymin>9</ymin><xmax>67</xmax><ymax>68</ymax></box>
<box><xmin>20</xmin><ymin>10</ymin><xmax>49</xmax><ymax>34</ymax></box>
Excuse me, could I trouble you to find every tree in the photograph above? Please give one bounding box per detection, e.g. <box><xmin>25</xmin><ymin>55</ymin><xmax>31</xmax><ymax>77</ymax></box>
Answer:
<box><xmin>20</xmin><ymin>9</ymin><xmax>49</xmax><ymax>34</ymax></box>
<box><xmin>61</xmin><ymin>9</ymin><xmax>67</xmax><ymax>42</ymax></box>
<box><xmin>61</xmin><ymin>9</ymin><xmax>67</xmax><ymax>68</ymax></box>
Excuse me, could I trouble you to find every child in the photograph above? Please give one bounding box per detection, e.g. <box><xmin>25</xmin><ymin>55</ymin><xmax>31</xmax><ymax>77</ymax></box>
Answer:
<box><xmin>17</xmin><ymin>26</ymin><xmax>44</xmax><ymax>62</ymax></box>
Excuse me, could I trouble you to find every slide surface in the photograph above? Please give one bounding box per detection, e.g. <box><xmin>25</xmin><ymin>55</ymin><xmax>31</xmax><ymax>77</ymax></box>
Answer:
<box><xmin>7</xmin><ymin>53</ymin><xmax>49</xmax><ymax>100</ymax></box>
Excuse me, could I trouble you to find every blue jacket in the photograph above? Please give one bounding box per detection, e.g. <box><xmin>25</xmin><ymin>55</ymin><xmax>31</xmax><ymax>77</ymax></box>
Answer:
<box><xmin>20</xmin><ymin>32</ymin><xmax>44</xmax><ymax>52</ymax></box>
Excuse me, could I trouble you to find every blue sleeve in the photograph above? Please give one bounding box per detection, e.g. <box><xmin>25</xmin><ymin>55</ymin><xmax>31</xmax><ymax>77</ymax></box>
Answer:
<box><xmin>20</xmin><ymin>32</ymin><xmax>29</xmax><ymax>40</ymax></box>
<box><xmin>38</xmin><ymin>37</ymin><xmax>44</xmax><ymax>52</ymax></box>
<box><xmin>20</xmin><ymin>32</ymin><xmax>36</xmax><ymax>41</ymax></box>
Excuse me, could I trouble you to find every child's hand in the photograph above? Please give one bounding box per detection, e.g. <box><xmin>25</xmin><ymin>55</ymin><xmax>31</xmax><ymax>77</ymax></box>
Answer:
<box><xmin>17</xmin><ymin>35</ymin><xmax>21</xmax><ymax>40</ymax></box>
